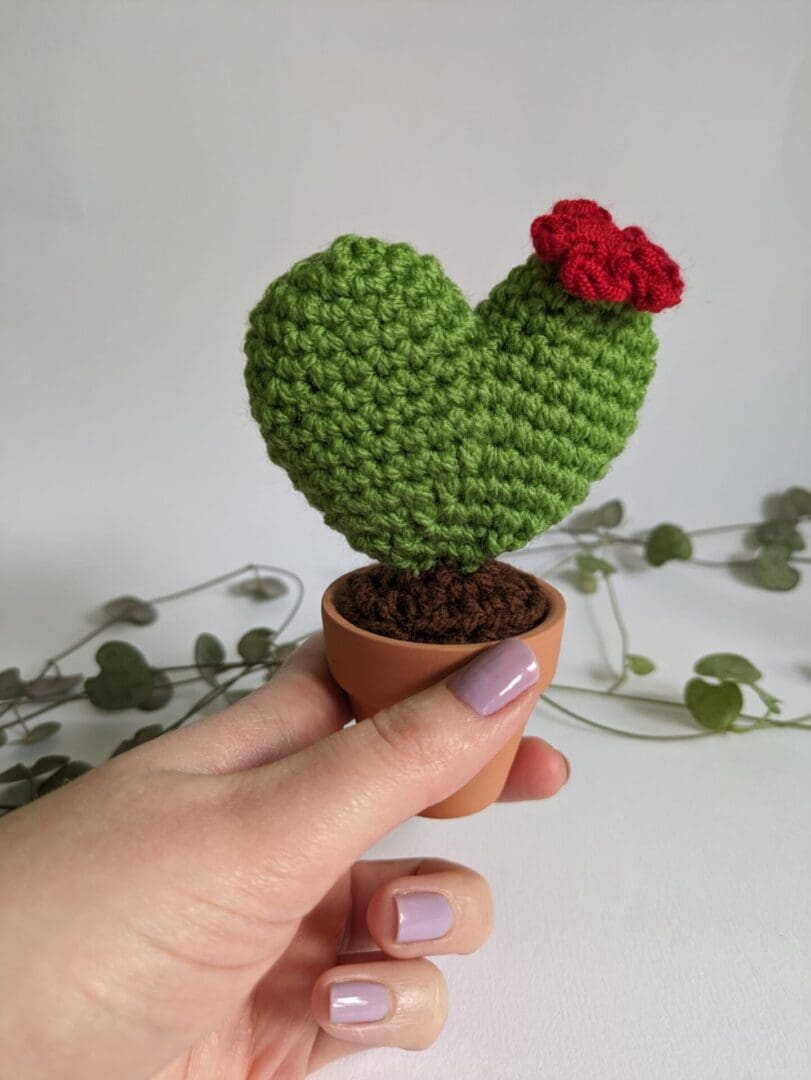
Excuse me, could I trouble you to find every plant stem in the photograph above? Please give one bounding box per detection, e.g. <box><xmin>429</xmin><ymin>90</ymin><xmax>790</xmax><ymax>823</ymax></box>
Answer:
<box><xmin>541</xmin><ymin>694</ymin><xmax>716</xmax><ymax>741</ymax></box>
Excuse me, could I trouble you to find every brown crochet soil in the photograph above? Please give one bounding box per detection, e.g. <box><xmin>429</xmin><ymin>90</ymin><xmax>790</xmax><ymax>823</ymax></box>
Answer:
<box><xmin>333</xmin><ymin>561</ymin><xmax>549</xmax><ymax>645</ymax></box>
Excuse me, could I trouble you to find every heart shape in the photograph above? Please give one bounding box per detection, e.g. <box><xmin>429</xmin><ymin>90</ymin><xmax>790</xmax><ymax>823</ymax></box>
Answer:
<box><xmin>85</xmin><ymin>642</ymin><xmax>154</xmax><ymax>711</ymax></box>
<box><xmin>245</xmin><ymin>205</ymin><xmax>681</xmax><ymax>572</ymax></box>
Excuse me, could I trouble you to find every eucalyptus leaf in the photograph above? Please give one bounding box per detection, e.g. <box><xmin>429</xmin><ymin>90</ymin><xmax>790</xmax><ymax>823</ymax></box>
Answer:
<box><xmin>138</xmin><ymin>669</ymin><xmax>173</xmax><ymax>711</ymax></box>
<box><xmin>598</xmin><ymin>500</ymin><xmax>624</xmax><ymax>528</ymax></box>
<box><xmin>684</xmin><ymin>678</ymin><xmax>743</xmax><ymax>731</ymax></box>
<box><xmin>102</xmin><ymin>595</ymin><xmax>158</xmax><ymax>626</ymax></box>
<box><xmin>574</xmin><ymin>571</ymin><xmax>599</xmax><ymax>594</ymax></box>
<box><xmin>752</xmin><ymin>684</ymin><xmax>781</xmax><ymax>714</ymax></box>
<box><xmin>576</xmin><ymin>553</ymin><xmax>617</xmax><ymax>576</ymax></box>
<box><xmin>22</xmin><ymin>721</ymin><xmax>62</xmax><ymax>745</ymax></box>
<box><xmin>195</xmin><ymin>633</ymin><xmax>226</xmax><ymax>686</ymax></box>
<box><xmin>238</xmin><ymin>627</ymin><xmax>275</xmax><ymax>663</ymax></box>
<box><xmin>226</xmin><ymin>689</ymin><xmax>254</xmax><ymax>704</ymax></box>
<box><xmin>752</xmin><ymin>546</ymin><xmax>800</xmax><ymax>591</ymax></box>
<box><xmin>24</xmin><ymin>673</ymin><xmax>83</xmax><ymax>700</ymax></box>
<box><xmin>645</xmin><ymin>524</ymin><xmax>693</xmax><ymax>567</ymax></box>
<box><xmin>230</xmin><ymin>576</ymin><xmax>289</xmax><ymax>601</ymax></box>
<box><xmin>784</xmin><ymin>486</ymin><xmax>811</xmax><ymax>519</ymax></box>
<box><xmin>36</xmin><ymin>760</ymin><xmax>92</xmax><ymax>796</ymax></box>
<box><xmin>755</xmin><ymin>520</ymin><xmax>805</xmax><ymax>552</ymax></box>
<box><xmin>30</xmin><ymin>754</ymin><xmax>70</xmax><ymax>776</ymax></box>
<box><xmin>694</xmin><ymin>653</ymin><xmax>762</xmax><ymax>685</ymax></box>
<box><xmin>0</xmin><ymin>763</ymin><xmax>33</xmax><ymax>783</ymax></box>
<box><xmin>627</xmin><ymin>654</ymin><xmax>655</xmax><ymax>676</ymax></box>
<box><xmin>0</xmin><ymin>667</ymin><xmax>25</xmax><ymax>700</ymax></box>
<box><xmin>85</xmin><ymin>642</ymin><xmax>154</xmax><ymax>710</ymax></box>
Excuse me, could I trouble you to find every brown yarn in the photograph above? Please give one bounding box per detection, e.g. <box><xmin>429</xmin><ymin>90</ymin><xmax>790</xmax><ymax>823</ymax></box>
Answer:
<box><xmin>333</xmin><ymin>561</ymin><xmax>549</xmax><ymax>644</ymax></box>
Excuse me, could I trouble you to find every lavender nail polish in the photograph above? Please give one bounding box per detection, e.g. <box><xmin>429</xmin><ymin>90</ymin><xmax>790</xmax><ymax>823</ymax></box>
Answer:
<box><xmin>448</xmin><ymin>638</ymin><xmax>540</xmax><ymax>716</ymax></box>
<box><xmin>395</xmin><ymin>891</ymin><xmax>454</xmax><ymax>944</ymax></box>
<box><xmin>329</xmin><ymin>981</ymin><xmax>389</xmax><ymax>1024</ymax></box>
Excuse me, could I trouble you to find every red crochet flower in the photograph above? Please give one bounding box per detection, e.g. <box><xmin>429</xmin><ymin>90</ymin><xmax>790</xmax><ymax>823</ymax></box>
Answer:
<box><xmin>530</xmin><ymin>199</ymin><xmax>683</xmax><ymax>313</ymax></box>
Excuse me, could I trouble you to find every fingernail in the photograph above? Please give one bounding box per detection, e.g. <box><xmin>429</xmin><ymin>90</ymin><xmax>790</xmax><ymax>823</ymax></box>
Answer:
<box><xmin>395</xmin><ymin>891</ymin><xmax>454</xmax><ymax>944</ymax></box>
<box><xmin>448</xmin><ymin>639</ymin><xmax>540</xmax><ymax>716</ymax></box>
<box><xmin>329</xmin><ymin>980</ymin><xmax>389</xmax><ymax>1024</ymax></box>
<box><xmin>561</xmin><ymin>753</ymin><xmax>571</xmax><ymax>783</ymax></box>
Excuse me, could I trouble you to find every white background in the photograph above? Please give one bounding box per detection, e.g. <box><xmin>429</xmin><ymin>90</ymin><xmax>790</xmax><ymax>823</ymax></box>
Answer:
<box><xmin>2</xmin><ymin>2</ymin><xmax>810</xmax><ymax>1078</ymax></box>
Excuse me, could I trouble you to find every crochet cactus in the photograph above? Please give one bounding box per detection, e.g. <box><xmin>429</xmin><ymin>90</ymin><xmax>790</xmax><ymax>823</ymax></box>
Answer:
<box><xmin>244</xmin><ymin>200</ymin><xmax>683</xmax><ymax>573</ymax></box>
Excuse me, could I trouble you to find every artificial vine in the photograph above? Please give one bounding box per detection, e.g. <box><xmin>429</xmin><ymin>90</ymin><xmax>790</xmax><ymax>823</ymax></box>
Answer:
<box><xmin>1</xmin><ymin>487</ymin><xmax>808</xmax><ymax>813</ymax></box>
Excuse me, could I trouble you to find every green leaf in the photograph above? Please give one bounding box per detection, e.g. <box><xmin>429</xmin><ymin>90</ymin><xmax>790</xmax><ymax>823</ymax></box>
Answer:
<box><xmin>102</xmin><ymin>596</ymin><xmax>158</xmax><ymax>626</ymax></box>
<box><xmin>238</xmin><ymin>627</ymin><xmax>275</xmax><ymax>663</ymax></box>
<box><xmin>194</xmin><ymin>633</ymin><xmax>226</xmax><ymax>687</ymax></box>
<box><xmin>694</xmin><ymin>653</ymin><xmax>762</xmax><ymax>685</ymax></box>
<box><xmin>752</xmin><ymin>546</ymin><xmax>800</xmax><ymax>591</ymax></box>
<box><xmin>597</xmin><ymin>500</ymin><xmax>624</xmax><ymax>528</ymax></box>
<box><xmin>138</xmin><ymin>669</ymin><xmax>173</xmax><ymax>711</ymax></box>
<box><xmin>755</xmin><ymin>520</ymin><xmax>805</xmax><ymax>552</ymax></box>
<box><xmin>24</xmin><ymin>673</ymin><xmax>83</xmax><ymax>700</ymax></box>
<box><xmin>226</xmin><ymin>689</ymin><xmax>253</xmax><ymax>704</ymax></box>
<box><xmin>30</xmin><ymin>754</ymin><xmax>70</xmax><ymax>776</ymax></box>
<box><xmin>22</xmin><ymin>721</ymin><xmax>62</xmax><ymax>745</ymax></box>
<box><xmin>0</xmin><ymin>763</ymin><xmax>33</xmax><ymax>783</ymax></box>
<box><xmin>85</xmin><ymin>642</ymin><xmax>154</xmax><ymax>710</ymax></box>
<box><xmin>627</xmin><ymin>654</ymin><xmax>655</xmax><ymax>676</ymax></box>
<box><xmin>0</xmin><ymin>667</ymin><xmax>25</xmax><ymax>699</ymax></box>
<box><xmin>752</xmin><ymin>684</ymin><xmax>781</xmax><ymax>714</ymax></box>
<box><xmin>273</xmin><ymin>642</ymin><xmax>298</xmax><ymax>663</ymax></box>
<box><xmin>110</xmin><ymin>723</ymin><xmax>163</xmax><ymax>758</ymax></box>
<box><xmin>785</xmin><ymin>486</ymin><xmax>811</xmax><ymax>519</ymax></box>
<box><xmin>576</xmin><ymin>553</ymin><xmax>617</xmax><ymax>575</ymax></box>
<box><xmin>645</xmin><ymin>524</ymin><xmax>693</xmax><ymax>567</ymax></box>
<box><xmin>230</xmin><ymin>576</ymin><xmax>289</xmax><ymax>601</ymax></box>
<box><xmin>36</xmin><ymin>760</ymin><xmax>92</xmax><ymax>796</ymax></box>
<box><xmin>574</xmin><ymin>571</ymin><xmax>599</xmax><ymax>594</ymax></box>
<box><xmin>684</xmin><ymin>678</ymin><xmax>743</xmax><ymax>731</ymax></box>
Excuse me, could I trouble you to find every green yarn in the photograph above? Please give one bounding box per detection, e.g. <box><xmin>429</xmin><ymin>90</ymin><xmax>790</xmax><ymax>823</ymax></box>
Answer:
<box><xmin>244</xmin><ymin>236</ymin><xmax>658</xmax><ymax>573</ymax></box>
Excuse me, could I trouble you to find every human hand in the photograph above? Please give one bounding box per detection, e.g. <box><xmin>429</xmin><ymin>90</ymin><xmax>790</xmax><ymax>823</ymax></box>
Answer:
<box><xmin>0</xmin><ymin>633</ymin><xmax>569</xmax><ymax>1078</ymax></box>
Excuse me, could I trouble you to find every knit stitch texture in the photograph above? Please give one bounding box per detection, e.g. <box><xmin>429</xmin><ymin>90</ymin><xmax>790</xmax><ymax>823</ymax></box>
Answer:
<box><xmin>244</xmin><ymin>202</ymin><xmax>681</xmax><ymax>572</ymax></box>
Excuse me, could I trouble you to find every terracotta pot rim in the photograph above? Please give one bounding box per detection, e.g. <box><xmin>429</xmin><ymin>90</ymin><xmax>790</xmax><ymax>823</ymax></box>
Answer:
<box><xmin>322</xmin><ymin>567</ymin><xmax>566</xmax><ymax>652</ymax></box>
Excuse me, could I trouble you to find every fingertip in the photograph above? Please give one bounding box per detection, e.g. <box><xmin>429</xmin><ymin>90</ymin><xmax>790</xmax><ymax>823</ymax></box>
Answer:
<box><xmin>498</xmin><ymin>736</ymin><xmax>570</xmax><ymax>802</ymax></box>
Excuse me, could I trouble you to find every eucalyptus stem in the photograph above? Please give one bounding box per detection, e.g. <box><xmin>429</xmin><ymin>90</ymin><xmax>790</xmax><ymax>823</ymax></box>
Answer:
<box><xmin>541</xmin><ymin>694</ymin><xmax>716</xmax><ymax>741</ymax></box>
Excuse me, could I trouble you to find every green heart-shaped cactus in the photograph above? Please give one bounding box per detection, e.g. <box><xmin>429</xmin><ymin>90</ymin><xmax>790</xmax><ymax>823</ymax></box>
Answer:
<box><xmin>244</xmin><ymin>201</ymin><xmax>682</xmax><ymax>572</ymax></box>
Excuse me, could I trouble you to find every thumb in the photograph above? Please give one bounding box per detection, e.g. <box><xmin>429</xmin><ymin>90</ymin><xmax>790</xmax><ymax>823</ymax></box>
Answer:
<box><xmin>230</xmin><ymin>638</ymin><xmax>541</xmax><ymax>916</ymax></box>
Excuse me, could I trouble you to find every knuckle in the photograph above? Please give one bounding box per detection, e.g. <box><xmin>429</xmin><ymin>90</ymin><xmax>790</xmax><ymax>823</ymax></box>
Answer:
<box><xmin>366</xmin><ymin>699</ymin><xmax>438</xmax><ymax>777</ymax></box>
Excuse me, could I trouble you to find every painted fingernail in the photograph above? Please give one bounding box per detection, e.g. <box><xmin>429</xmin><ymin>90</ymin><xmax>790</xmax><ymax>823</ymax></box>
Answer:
<box><xmin>329</xmin><ymin>980</ymin><xmax>389</xmax><ymax>1024</ymax></box>
<box><xmin>395</xmin><ymin>891</ymin><xmax>454</xmax><ymax>944</ymax></box>
<box><xmin>448</xmin><ymin>639</ymin><xmax>539</xmax><ymax>716</ymax></box>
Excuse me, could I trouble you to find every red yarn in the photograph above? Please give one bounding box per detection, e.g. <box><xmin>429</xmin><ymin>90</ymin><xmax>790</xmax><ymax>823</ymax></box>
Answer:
<box><xmin>530</xmin><ymin>199</ymin><xmax>683</xmax><ymax>312</ymax></box>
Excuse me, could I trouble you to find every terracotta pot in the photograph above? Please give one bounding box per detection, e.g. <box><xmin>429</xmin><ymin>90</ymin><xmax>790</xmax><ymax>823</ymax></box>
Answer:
<box><xmin>321</xmin><ymin>571</ymin><xmax>566</xmax><ymax>819</ymax></box>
